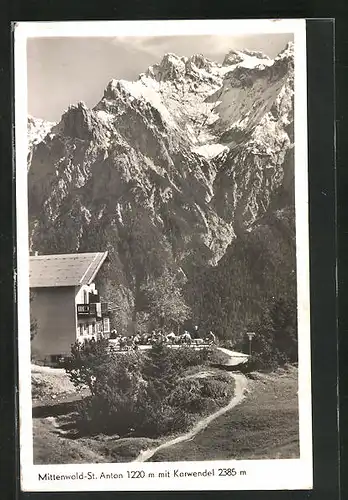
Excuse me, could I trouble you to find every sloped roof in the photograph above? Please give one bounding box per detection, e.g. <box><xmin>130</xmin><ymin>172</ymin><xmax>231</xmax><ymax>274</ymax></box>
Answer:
<box><xmin>30</xmin><ymin>252</ymin><xmax>108</xmax><ymax>288</ymax></box>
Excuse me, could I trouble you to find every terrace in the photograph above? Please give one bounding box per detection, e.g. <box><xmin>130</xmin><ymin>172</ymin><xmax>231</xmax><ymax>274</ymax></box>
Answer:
<box><xmin>76</xmin><ymin>302</ymin><xmax>109</xmax><ymax>318</ymax></box>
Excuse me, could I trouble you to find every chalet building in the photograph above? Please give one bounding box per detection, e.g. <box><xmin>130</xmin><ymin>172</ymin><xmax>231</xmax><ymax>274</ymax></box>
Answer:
<box><xmin>30</xmin><ymin>251</ymin><xmax>110</xmax><ymax>362</ymax></box>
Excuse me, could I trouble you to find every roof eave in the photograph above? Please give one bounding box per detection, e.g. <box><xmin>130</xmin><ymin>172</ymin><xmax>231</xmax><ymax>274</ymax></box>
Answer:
<box><xmin>86</xmin><ymin>251</ymin><xmax>109</xmax><ymax>285</ymax></box>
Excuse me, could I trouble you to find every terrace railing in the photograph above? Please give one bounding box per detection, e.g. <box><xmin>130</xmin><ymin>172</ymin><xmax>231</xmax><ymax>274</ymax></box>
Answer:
<box><xmin>77</xmin><ymin>302</ymin><xmax>109</xmax><ymax>318</ymax></box>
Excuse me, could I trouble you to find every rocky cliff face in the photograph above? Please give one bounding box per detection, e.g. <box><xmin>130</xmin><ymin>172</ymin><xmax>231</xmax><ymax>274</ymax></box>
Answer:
<box><xmin>28</xmin><ymin>42</ymin><xmax>295</xmax><ymax>336</ymax></box>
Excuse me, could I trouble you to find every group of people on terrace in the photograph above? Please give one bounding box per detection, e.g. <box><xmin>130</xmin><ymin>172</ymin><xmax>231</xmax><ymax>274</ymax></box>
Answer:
<box><xmin>109</xmin><ymin>325</ymin><xmax>216</xmax><ymax>351</ymax></box>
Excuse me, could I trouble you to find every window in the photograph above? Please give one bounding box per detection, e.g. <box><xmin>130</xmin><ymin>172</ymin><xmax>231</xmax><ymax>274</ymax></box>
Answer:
<box><xmin>89</xmin><ymin>323</ymin><xmax>93</xmax><ymax>335</ymax></box>
<box><xmin>92</xmin><ymin>322</ymin><xmax>96</xmax><ymax>334</ymax></box>
<box><xmin>103</xmin><ymin>317</ymin><xmax>110</xmax><ymax>333</ymax></box>
<box><xmin>78</xmin><ymin>324</ymin><xmax>83</xmax><ymax>336</ymax></box>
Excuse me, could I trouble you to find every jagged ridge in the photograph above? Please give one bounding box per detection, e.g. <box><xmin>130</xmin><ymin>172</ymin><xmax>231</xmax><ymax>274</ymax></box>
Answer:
<box><xmin>27</xmin><ymin>42</ymin><xmax>295</xmax><ymax>336</ymax></box>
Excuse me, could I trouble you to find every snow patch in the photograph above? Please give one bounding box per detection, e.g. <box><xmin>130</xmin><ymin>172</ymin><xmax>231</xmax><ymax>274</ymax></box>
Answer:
<box><xmin>28</xmin><ymin>116</ymin><xmax>56</xmax><ymax>147</ymax></box>
<box><xmin>238</xmin><ymin>55</ymin><xmax>274</xmax><ymax>69</ymax></box>
<box><xmin>116</xmin><ymin>203</ymin><xmax>123</xmax><ymax>225</ymax></box>
<box><xmin>119</xmin><ymin>80</ymin><xmax>177</xmax><ymax>128</ymax></box>
<box><xmin>95</xmin><ymin>110</ymin><xmax>115</xmax><ymax>124</ymax></box>
<box><xmin>193</xmin><ymin>143</ymin><xmax>228</xmax><ymax>159</ymax></box>
<box><xmin>80</xmin><ymin>205</ymin><xmax>92</xmax><ymax>224</ymax></box>
<box><xmin>97</xmin><ymin>206</ymin><xmax>105</xmax><ymax>220</ymax></box>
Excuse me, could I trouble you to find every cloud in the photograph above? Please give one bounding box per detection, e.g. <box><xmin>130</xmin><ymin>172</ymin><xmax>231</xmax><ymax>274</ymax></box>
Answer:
<box><xmin>109</xmin><ymin>33</ymin><xmax>292</xmax><ymax>63</ymax></box>
<box><xmin>111</xmin><ymin>36</ymin><xmax>163</xmax><ymax>59</ymax></box>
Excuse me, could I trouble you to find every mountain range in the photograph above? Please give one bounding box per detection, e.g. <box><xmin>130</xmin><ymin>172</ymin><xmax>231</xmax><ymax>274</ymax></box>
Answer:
<box><xmin>27</xmin><ymin>42</ymin><xmax>296</xmax><ymax>339</ymax></box>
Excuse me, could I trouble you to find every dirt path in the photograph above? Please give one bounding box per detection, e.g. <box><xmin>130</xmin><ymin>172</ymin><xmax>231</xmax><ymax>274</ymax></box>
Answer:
<box><xmin>133</xmin><ymin>372</ymin><xmax>248</xmax><ymax>463</ymax></box>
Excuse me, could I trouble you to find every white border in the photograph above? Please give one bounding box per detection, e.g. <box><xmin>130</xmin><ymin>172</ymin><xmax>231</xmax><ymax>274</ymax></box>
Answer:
<box><xmin>15</xmin><ymin>19</ymin><xmax>312</xmax><ymax>492</ymax></box>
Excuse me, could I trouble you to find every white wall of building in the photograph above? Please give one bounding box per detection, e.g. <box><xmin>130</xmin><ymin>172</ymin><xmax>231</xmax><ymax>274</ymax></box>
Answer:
<box><xmin>74</xmin><ymin>283</ymin><xmax>110</xmax><ymax>342</ymax></box>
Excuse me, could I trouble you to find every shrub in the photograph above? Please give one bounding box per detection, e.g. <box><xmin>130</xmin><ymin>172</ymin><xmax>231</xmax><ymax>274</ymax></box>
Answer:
<box><xmin>65</xmin><ymin>339</ymin><xmax>235</xmax><ymax>438</ymax></box>
<box><xmin>171</xmin><ymin>346</ymin><xmax>206</xmax><ymax>369</ymax></box>
<box><xmin>158</xmin><ymin>346</ymin><xmax>227</xmax><ymax>369</ymax></box>
<box><xmin>64</xmin><ymin>338</ymin><xmax>112</xmax><ymax>394</ymax></box>
<box><xmin>168</xmin><ymin>375</ymin><xmax>234</xmax><ymax>418</ymax></box>
<box><xmin>74</xmin><ymin>351</ymin><xmax>146</xmax><ymax>435</ymax></box>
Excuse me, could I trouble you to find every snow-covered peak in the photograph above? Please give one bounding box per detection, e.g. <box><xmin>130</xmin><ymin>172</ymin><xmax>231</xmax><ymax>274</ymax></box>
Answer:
<box><xmin>41</xmin><ymin>43</ymin><xmax>293</xmax><ymax>172</ymax></box>
<box><xmin>223</xmin><ymin>48</ymin><xmax>271</xmax><ymax>67</ymax></box>
<box><xmin>97</xmin><ymin>54</ymin><xmax>222</xmax><ymax>141</ymax></box>
<box><xmin>27</xmin><ymin>115</ymin><xmax>55</xmax><ymax>147</ymax></box>
<box><xmin>205</xmin><ymin>44</ymin><xmax>294</xmax><ymax>143</ymax></box>
<box><xmin>275</xmin><ymin>41</ymin><xmax>294</xmax><ymax>61</ymax></box>
<box><xmin>146</xmin><ymin>53</ymin><xmax>187</xmax><ymax>81</ymax></box>
<box><xmin>222</xmin><ymin>50</ymin><xmax>244</xmax><ymax>66</ymax></box>
<box><xmin>101</xmin><ymin>77</ymin><xmax>177</xmax><ymax>129</ymax></box>
<box><xmin>187</xmin><ymin>53</ymin><xmax>214</xmax><ymax>70</ymax></box>
<box><xmin>145</xmin><ymin>52</ymin><xmax>220</xmax><ymax>83</ymax></box>
<box><xmin>239</xmin><ymin>49</ymin><xmax>271</xmax><ymax>60</ymax></box>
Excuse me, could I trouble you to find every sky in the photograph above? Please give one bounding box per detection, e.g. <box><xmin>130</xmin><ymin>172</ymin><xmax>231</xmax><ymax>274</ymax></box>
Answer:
<box><xmin>27</xmin><ymin>33</ymin><xmax>293</xmax><ymax>122</ymax></box>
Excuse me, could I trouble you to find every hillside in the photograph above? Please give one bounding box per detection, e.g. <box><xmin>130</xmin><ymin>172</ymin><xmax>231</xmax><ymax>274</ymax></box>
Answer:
<box><xmin>27</xmin><ymin>43</ymin><xmax>296</xmax><ymax>342</ymax></box>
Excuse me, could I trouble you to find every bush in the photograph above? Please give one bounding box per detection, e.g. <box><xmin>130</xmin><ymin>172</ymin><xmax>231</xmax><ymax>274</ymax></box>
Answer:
<box><xmin>168</xmin><ymin>375</ymin><xmax>234</xmax><ymax>417</ymax></box>
<box><xmin>65</xmin><ymin>339</ymin><xmax>235</xmax><ymax>438</ymax></box>
<box><xmin>158</xmin><ymin>346</ymin><xmax>228</xmax><ymax>368</ymax></box>
<box><xmin>73</xmin><ymin>350</ymin><xmax>146</xmax><ymax>435</ymax></box>
<box><xmin>170</xmin><ymin>346</ymin><xmax>207</xmax><ymax>369</ymax></box>
<box><xmin>64</xmin><ymin>338</ymin><xmax>112</xmax><ymax>394</ymax></box>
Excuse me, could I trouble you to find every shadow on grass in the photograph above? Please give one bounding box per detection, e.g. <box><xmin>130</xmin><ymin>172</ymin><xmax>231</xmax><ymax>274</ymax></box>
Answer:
<box><xmin>54</xmin><ymin>415</ymin><xmax>82</xmax><ymax>439</ymax></box>
<box><xmin>209</xmin><ymin>362</ymin><xmax>254</xmax><ymax>374</ymax></box>
<box><xmin>32</xmin><ymin>400</ymin><xmax>80</xmax><ymax>419</ymax></box>
<box><xmin>33</xmin><ymin>391</ymin><xmax>92</xmax><ymax>415</ymax></box>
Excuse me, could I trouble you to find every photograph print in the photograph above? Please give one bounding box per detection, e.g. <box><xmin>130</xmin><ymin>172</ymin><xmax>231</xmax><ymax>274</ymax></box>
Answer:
<box><xmin>16</xmin><ymin>19</ymin><xmax>312</xmax><ymax>491</ymax></box>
